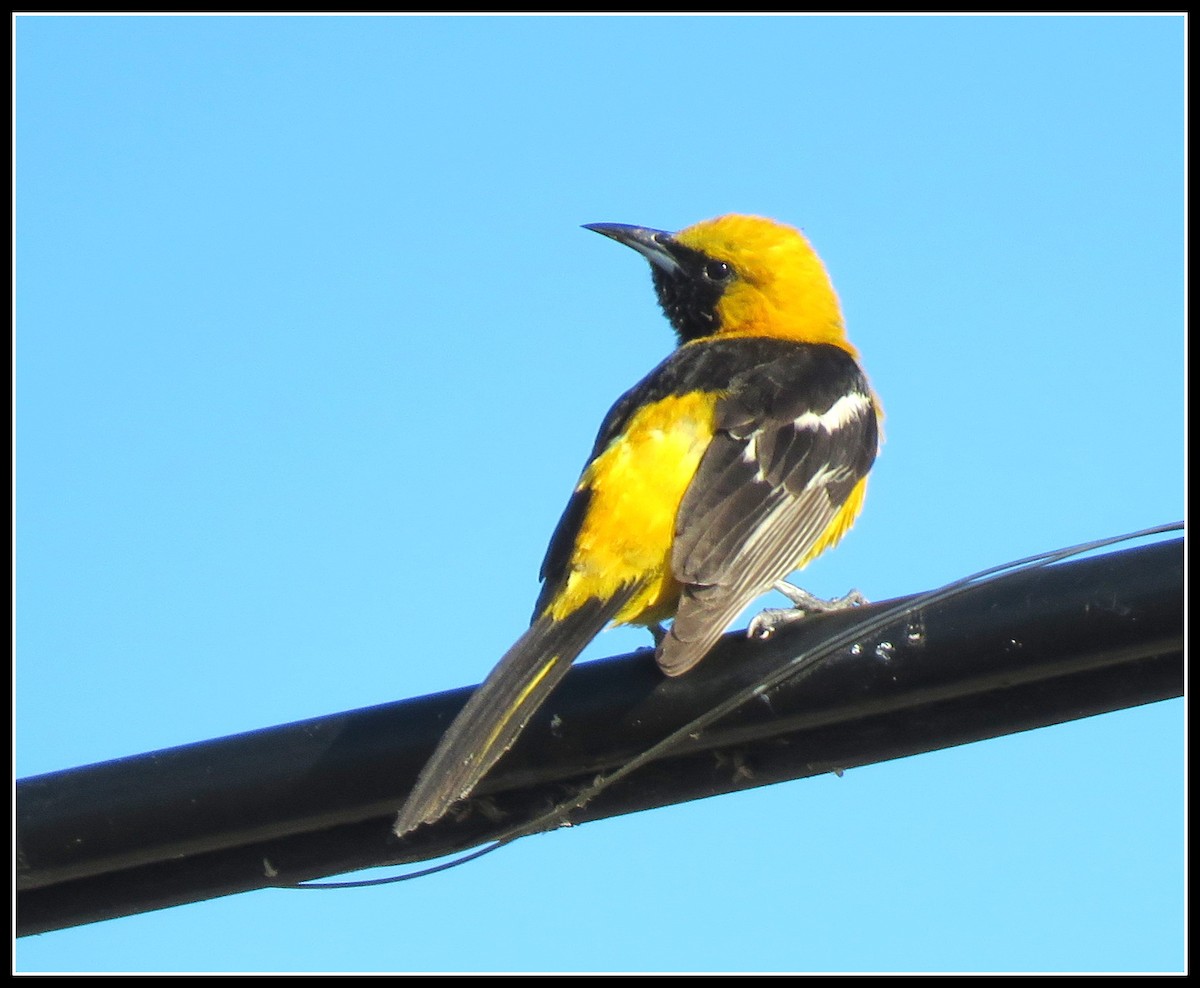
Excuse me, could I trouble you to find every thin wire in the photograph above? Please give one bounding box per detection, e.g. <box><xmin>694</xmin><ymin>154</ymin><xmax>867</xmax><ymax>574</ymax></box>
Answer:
<box><xmin>489</xmin><ymin>520</ymin><xmax>1186</xmax><ymax>844</ymax></box>
<box><xmin>288</xmin><ymin>841</ymin><xmax>507</xmax><ymax>889</ymax></box>
<box><xmin>290</xmin><ymin>521</ymin><xmax>1183</xmax><ymax>890</ymax></box>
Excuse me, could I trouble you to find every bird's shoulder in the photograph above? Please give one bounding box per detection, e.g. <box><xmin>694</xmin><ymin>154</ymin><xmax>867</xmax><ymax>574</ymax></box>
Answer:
<box><xmin>592</xmin><ymin>336</ymin><xmax>868</xmax><ymax>456</ymax></box>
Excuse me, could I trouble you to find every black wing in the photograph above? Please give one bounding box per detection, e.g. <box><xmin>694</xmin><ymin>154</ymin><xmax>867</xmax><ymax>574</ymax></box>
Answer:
<box><xmin>658</xmin><ymin>342</ymin><xmax>879</xmax><ymax>675</ymax></box>
<box><xmin>532</xmin><ymin>339</ymin><xmax>824</xmax><ymax>621</ymax></box>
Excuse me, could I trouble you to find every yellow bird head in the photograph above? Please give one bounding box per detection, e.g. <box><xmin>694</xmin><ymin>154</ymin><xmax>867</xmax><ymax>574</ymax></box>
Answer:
<box><xmin>585</xmin><ymin>213</ymin><xmax>851</xmax><ymax>353</ymax></box>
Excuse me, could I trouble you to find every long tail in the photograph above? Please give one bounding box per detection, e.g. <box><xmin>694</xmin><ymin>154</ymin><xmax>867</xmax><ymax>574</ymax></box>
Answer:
<box><xmin>393</xmin><ymin>591</ymin><xmax>633</xmax><ymax>836</ymax></box>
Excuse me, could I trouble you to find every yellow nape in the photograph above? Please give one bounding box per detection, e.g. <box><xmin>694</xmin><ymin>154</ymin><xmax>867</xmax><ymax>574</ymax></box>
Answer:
<box><xmin>674</xmin><ymin>214</ymin><xmax>852</xmax><ymax>353</ymax></box>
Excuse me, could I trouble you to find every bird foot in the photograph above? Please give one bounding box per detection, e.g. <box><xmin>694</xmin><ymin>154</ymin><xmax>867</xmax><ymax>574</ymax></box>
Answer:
<box><xmin>747</xmin><ymin>582</ymin><xmax>867</xmax><ymax>640</ymax></box>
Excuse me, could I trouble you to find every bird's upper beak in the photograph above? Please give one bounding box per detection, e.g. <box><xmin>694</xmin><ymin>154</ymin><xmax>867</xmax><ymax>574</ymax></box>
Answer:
<box><xmin>583</xmin><ymin>222</ymin><xmax>683</xmax><ymax>275</ymax></box>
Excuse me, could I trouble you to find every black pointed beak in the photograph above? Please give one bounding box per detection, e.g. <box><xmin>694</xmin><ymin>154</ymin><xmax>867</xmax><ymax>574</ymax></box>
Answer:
<box><xmin>583</xmin><ymin>222</ymin><xmax>683</xmax><ymax>274</ymax></box>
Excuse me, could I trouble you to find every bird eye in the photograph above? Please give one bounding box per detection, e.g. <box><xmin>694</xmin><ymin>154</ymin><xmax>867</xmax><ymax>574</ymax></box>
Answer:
<box><xmin>704</xmin><ymin>260</ymin><xmax>733</xmax><ymax>282</ymax></box>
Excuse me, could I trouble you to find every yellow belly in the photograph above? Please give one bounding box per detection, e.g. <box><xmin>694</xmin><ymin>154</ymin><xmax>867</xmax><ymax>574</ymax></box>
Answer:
<box><xmin>546</xmin><ymin>391</ymin><xmax>717</xmax><ymax>626</ymax></box>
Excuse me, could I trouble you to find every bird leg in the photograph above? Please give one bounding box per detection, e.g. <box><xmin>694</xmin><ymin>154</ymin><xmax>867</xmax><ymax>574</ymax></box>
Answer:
<box><xmin>747</xmin><ymin>582</ymin><xmax>867</xmax><ymax>640</ymax></box>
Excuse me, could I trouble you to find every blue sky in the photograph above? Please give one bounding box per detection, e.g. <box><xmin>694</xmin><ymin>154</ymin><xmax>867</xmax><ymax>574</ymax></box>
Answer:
<box><xmin>14</xmin><ymin>13</ymin><xmax>1184</xmax><ymax>974</ymax></box>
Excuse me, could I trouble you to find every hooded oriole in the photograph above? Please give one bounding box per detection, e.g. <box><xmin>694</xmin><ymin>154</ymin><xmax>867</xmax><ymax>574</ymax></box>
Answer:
<box><xmin>393</xmin><ymin>214</ymin><xmax>879</xmax><ymax>836</ymax></box>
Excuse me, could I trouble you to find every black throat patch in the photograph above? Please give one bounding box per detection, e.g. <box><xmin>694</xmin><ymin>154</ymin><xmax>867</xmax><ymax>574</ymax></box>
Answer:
<box><xmin>650</xmin><ymin>243</ymin><xmax>729</xmax><ymax>343</ymax></box>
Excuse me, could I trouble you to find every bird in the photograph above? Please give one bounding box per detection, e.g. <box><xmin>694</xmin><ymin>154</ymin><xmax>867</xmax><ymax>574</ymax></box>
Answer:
<box><xmin>393</xmin><ymin>213</ymin><xmax>880</xmax><ymax>836</ymax></box>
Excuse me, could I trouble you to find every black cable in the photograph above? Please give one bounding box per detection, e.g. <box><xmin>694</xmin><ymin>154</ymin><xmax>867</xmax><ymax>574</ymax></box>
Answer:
<box><xmin>17</xmin><ymin>526</ymin><xmax>1184</xmax><ymax>933</ymax></box>
<box><xmin>290</xmin><ymin>521</ymin><xmax>1183</xmax><ymax>891</ymax></box>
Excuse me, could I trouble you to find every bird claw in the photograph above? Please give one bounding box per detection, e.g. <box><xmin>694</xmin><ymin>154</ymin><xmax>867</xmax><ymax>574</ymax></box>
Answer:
<box><xmin>748</xmin><ymin>583</ymin><xmax>867</xmax><ymax>640</ymax></box>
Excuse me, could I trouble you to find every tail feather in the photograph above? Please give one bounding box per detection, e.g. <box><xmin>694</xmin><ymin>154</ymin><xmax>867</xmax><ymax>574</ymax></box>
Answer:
<box><xmin>393</xmin><ymin>591</ymin><xmax>632</xmax><ymax>836</ymax></box>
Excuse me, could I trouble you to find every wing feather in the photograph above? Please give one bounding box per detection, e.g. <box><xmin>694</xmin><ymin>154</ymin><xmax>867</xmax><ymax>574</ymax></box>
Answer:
<box><xmin>657</xmin><ymin>348</ymin><xmax>878</xmax><ymax>676</ymax></box>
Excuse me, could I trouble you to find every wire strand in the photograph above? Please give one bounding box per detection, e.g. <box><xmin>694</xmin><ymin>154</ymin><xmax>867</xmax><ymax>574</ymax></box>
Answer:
<box><xmin>290</xmin><ymin>520</ymin><xmax>1183</xmax><ymax>890</ymax></box>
